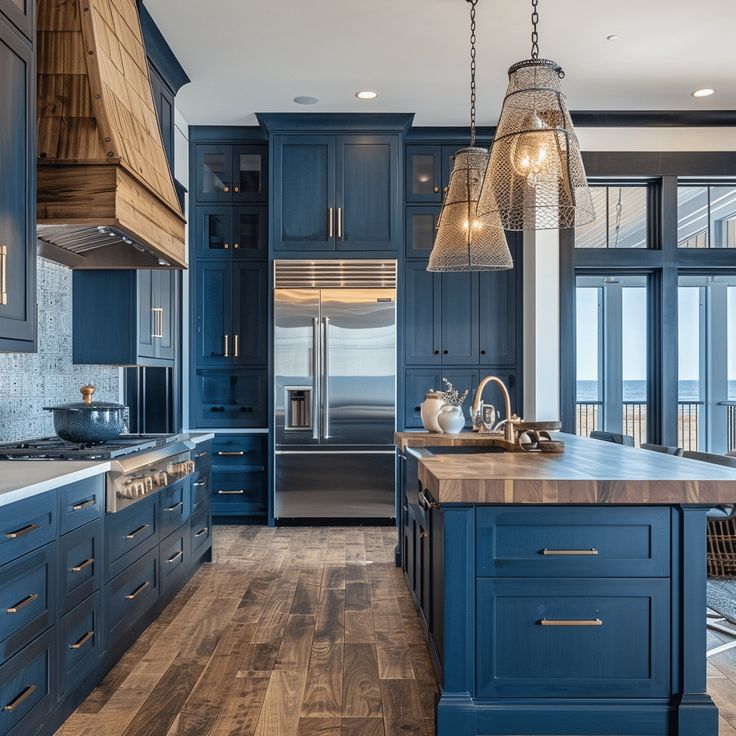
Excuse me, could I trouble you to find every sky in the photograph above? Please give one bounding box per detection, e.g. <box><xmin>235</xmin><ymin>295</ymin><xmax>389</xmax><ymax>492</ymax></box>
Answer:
<box><xmin>576</xmin><ymin>284</ymin><xmax>736</xmax><ymax>385</ymax></box>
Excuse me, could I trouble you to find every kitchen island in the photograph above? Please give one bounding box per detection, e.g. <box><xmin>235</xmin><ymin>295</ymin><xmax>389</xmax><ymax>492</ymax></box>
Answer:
<box><xmin>396</xmin><ymin>431</ymin><xmax>736</xmax><ymax>736</ymax></box>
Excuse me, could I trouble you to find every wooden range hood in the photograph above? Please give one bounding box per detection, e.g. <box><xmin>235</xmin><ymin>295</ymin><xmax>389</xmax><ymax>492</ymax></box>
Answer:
<box><xmin>36</xmin><ymin>0</ymin><xmax>186</xmax><ymax>269</ymax></box>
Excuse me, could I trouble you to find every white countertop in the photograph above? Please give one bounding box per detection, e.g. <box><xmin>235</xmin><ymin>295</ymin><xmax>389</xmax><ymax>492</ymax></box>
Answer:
<box><xmin>0</xmin><ymin>460</ymin><xmax>111</xmax><ymax>507</ymax></box>
<box><xmin>0</xmin><ymin>432</ymin><xmax>216</xmax><ymax>508</ymax></box>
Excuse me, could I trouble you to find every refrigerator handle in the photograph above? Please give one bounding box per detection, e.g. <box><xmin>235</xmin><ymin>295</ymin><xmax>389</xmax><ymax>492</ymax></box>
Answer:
<box><xmin>322</xmin><ymin>316</ymin><xmax>330</xmax><ymax>439</ymax></box>
<box><xmin>312</xmin><ymin>317</ymin><xmax>320</xmax><ymax>440</ymax></box>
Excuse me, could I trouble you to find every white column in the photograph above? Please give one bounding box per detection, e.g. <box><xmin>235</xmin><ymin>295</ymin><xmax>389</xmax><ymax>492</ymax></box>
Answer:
<box><xmin>522</xmin><ymin>229</ymin><xmax>560</xmax><ymax>421</ymax></box>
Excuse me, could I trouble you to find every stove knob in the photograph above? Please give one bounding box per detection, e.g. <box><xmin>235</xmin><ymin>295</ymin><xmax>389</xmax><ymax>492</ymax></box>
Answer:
<box><xmin>157</xmin><ymin>471</ymin><xmax>169</xmax><ymax>487</ymax></box>
<box><xmin>134</xmin><ymin>481</ymin><xmax>145</xmax><ymax>498</ymax></box>
<box><xmin>144</xmin><ymin>477</ymin><xmax>154</xmax><ymax>492</ymax></box>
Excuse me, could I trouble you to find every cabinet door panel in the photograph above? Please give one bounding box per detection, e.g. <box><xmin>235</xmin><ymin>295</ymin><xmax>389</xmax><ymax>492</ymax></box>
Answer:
<box><xmin>405</xmin><ymin>146</ymin><xmax>442</xmax><ymax>203</ymax></box>
<box><xmin>232</xmin><ymin>145</ymin><xmax>268</xmax><ymax>202</ymax></box>
<box><xmin>232</xmin><ymin>262</ymin><xmax>267</xmax><ymax>365</ymax></box>
<box><xmin>404</xmin><ymin>262</ymin><xmax>441</xmax><ymax>365</ymax></box>
<box><xmin>440</xmin><ymin>272</ymin><xmax>478</xmax><ymax>364</ymax></box>
<box><xmin>192</xmin><ymin>370</ymin><xmax>267</xmax><ymax>428</ymax></box>
<box><xmin>0</xmin><ymin>23</ymin><xmax>34</xmax><ymax>346</ymax></box>
<box><xmin>194</xmin><ymin>144</ymin><xmax>232</xmax><ymax>202</ymax></box>
<box><xmin>337</xmin><ymin>135</ymin><xmax>399</xmax><ymax>251</ymax></box>
<box><xmin>153</xmin><ymin>269</ymin><xmax>176</xmax><ymax>361</ymax></box>
<box><xmin>478</xmin><ymin>238</ymin><xmax>519</xmax><ymax>365</ymax></box>
<box><xmin>137</xmin><ymin>270</ymin><xmax>155</xmax><ymax>360</ymax></box>
<box><xmin>273</xmin><ymin>135</ymin><xmax>335</xmax><ymax>251</ymax></box>
<box><xmin>405</xmin><ymin>206</ymin><xmax>439</xmax><ymax>259</ymax></box>
<box><xmin>194</xmin><ymin>262</ymin><xmax>232</xmax><ymax>367</ymax></box>
<box><xmin>0</xmin><ymin>0</ymin><xmax>32</xmax><ymax>39</ymax></box>
<box><xmin>195</xmin><ymin>206</ymin><xmax>232</xmax><ymax>256</ymax></box>
<box><xmin>403</xmin><ymin>369</ymin><xmax>443</xmax><ymax>429</ymax></box>
<box><xmin>233</xmin><ymin>206</ymin><xmax>268</xmax><ymax>258</ymax></box>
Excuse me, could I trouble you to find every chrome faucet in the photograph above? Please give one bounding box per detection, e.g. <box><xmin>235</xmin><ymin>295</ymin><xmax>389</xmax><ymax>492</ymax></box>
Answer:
<box><xmin>471</xmin><ymin>375</ymin><xmax>517</xmax><ymax>443</ymax></box>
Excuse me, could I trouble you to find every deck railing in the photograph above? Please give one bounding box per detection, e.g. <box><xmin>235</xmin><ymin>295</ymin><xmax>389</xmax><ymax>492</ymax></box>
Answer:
<box><xmin>575</xmin><ymin>400</ymin><xmax>706</xmax><ymax>451</ymax></box>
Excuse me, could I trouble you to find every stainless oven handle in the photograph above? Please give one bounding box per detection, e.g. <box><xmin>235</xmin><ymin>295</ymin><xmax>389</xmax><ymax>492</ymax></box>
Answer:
<box><xmin>322</xmin><ymin>316</ymin><xmax>330</xmax><ymax>439</ymax></box>
<box><xmin>312</xmin><ymin>316</ymin><xmax>320</xmax><ymax>440</ymax></box>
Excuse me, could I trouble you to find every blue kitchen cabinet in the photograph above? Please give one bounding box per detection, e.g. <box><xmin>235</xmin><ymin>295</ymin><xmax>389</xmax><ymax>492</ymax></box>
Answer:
<box><xmin>73</xmin><ymin>269</ymin><xmax>177</xmax><ymax>366</ymax></box>
<box><xmin>405</xmin><ymin>206</ymin><xmax>440</xmax><ymax>259</ymax></box>
<box><xmin>405</xmin><ymin>146</ymin><xmax>443</xmax><ymax>203</ymax></box>
<box><xmin>403</xmin><ymin>264</ymin><xmax>477</xmax><ymax>366</ymax></box>
<box><xmin>195</xmin><ymin>205</ymin><xmax>268</xmax><ymax>258</ymax></box>
<box><xmin>272</xmin><ymin>134</ymin><xmax>400</xmax><ymax>252</ymax></box>
<box><xmin>194</xmin><ymin>144</ymin><xmax>268</xmax><ymax>203</ymax></box>
<box><xmin>194</xmin><ymin>261</ymin><xmax>267</xmax><ymax>368</ymax></box>
<box><xmin>209</xmin><ymin>434</ymin><xmax>268</xmax><ymax>517</ymax></box>
<box><xmin>191</xmin><ymin>370</ymin><xmax>268</xmax><ymax>428</ymax></box>
<box><xmin>0</xmin><ymin>0</ymin><xmax>31</xmax><ymax>39</ymax></box>
<box><xmin>0</xmin><ymin>14</ymin><xmax>35</xmax><ymax>351</ymax></box>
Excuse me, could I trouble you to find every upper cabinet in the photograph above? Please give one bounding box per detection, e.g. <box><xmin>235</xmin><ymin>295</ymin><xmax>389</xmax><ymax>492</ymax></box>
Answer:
<box><xmin>0</xmin><ymin>13</ymin><xmax>35</xmax><ymax>351</ymax></box>
<box><xmin>194</xmin><ymin>144</ymin><xmax>268</xmax><ymax>203</ymax></box>
<box><xmin>194</xmin><ymin>205</ymin><xmax>268</xmax><ymax>259</ymax></box>
<box><xmin>0</xmin><ymin>0</ymin><xmax>32</xmax><ymax>40</ymax></box>
<box><xmin>272</xmin><ymin>134</ymin><xmax>401</xmax><ymax>252</ymax></box>
<box><xmin>73</xmin><ymin>270</ymin><xmax>177</xmax><ymax>366</ymax></box>
<box><xmin>405</xmin><ymin>144</ymin><xmax>459</xmax><ymax>204</ymax></box>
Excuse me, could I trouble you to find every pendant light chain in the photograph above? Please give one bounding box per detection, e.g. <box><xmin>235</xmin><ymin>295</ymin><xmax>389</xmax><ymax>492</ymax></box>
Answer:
<box><xmin>469</xmin><ymin>0</ymin><xmax>478</xmax><ymax>146</ymax></box>
<box><xmin>530</xmin><ymin>0</ymin><xmax>539</xmax><ymax>59</ymax></box>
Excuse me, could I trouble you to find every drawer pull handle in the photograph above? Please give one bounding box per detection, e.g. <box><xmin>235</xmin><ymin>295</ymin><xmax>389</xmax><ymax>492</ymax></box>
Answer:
<box><xmin>3</xmin><ymin>684</ymin><xmax>36</xmax><ymax>711</ymax></box>
<box><xmin>71</xmin><ymin>558</ymin><xmax>95</xmax><ymax>573</ymax></box>
<box><xmin>72</xmin><ymin>498</ymin><xmax>96</xmax><ymax>512</ymax></box>
<box><xmin>195</xmin><ymin>451</ymin><xmax>209</xmax><ymax>459</ymax></box>
<box><xmin>126</xmin><ymin>581</ymin><xmax>150</xmax><ymax>600</ymax></box>
<box><xmin>217</xmin><ymin>450</ymin><xmax>245</xmax><ymax>456</ymax></box>
<box><xmin>195</xmin><ymin>527</ymin><xmax>209</xmax><ymax>538</ymax></box>
<box><xmin>419</xmin><ymin>488</ymin><xmax>440</xmax><ymax>511</ymax></box>
<box><xmin>193</xmin><ymin>481</ymin><xmax>206</xmax><ymax>487</ymax></box>
<box><xmin>541</xmin><ymin>548</ymin><xmax>599</xmax><ymax>556</ymax></box>
<box><xmin>6</xmin><ymin>593</ymin><xmax>38</xmax><ymax>614</ymax></box>
<box><xmin>539</xmin><ymin>618</ymin><xmax>603</xmax><ymax>627</ymax></box>
<box><xmin>217</xmin><ymin>490</ymin><xmax>245</xmax><ymax>495</ymax></box>
<box><xmin>165</xmin><ymin>501</ymin><xmax>184</xmax><ymax>513</ymax></box>
<box><xmin>125</xmin><ymin>524</ymin><xmax>150</xmax><ymax>540</ymax></box>
<box><xmin>69</xmin><ymin>630</ymin><xmax>94</xmax><ymax>650</ymax></box>
<box><xmin>6</xmin><ymin>523</ymin><xmax>39</xmax><ymax>540</ymax></box>
<box><xmin>167</xmin><ymin>550</ymin><xmax>184</xmax><ymax>564</ymax></box>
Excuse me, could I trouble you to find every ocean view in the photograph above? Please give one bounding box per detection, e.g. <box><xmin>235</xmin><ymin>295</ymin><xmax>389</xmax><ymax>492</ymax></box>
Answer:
<box><xmin>577</xmin><ymin>380</ymin><xmax>736</xmax><ymax>403</ymax></box>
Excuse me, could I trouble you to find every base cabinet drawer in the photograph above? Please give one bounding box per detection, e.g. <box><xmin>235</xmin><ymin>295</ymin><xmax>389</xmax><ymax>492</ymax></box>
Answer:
<box><xmin>190</xmin><ymin>470</ymin><xmax>210</xmax><ymax>516</ymax></box>
<box><xmin>159</xmin><ymin>528</ymin><xmax>189</xmax><ymax>595</ymax></box>
<box><xmin>59</xmin><ymin>477</ymin><xmax>103</xmax><ymax>535</ymax></box>
<box><xmin>104</xmin><ymin>546</ymin><xmax>159</xmax><ymax>649</ymax></box>
<box><xmin>57</xmin><ymin>591</ymin><xmax>102</xmax><ymax>700</ymax></box>
<box><xmin>192</xmin><ymin>441</ymin><xmax>212</xmax><ymax>472</ymax></box>
<box><xmin>105</xmin><ymin>495</ymin><xmax>159</xmax><ymax>580</ymax></box>
<box><xmin>159</xmin><ymin>479</ymin><xmax>191</xmax><ymax>539</ymax></box>
<box><xmin>0</xmin><ymin>493</ymin><xmax>56</xmax><ymax>568</ymax></box>
<box><xmin>0</xmin><ymin>631</ymin><xmax>53</xmax><ymax>736</ymax></box>
<box><xmin>211</xmin><ymin>471</ymin><xmax>266</xmax><ymax>516</ymax></box>
<box><xmin>0</xmin><ymin>545</ymin><xmax>55</xmax><ymax>666</ymax></box>
<box><xmin>476</xmin><ymin>578</ymin><xmax>671</xmax><ymax>698</ymax></box>
<box><xmin>58</xmin><ymin>519</ymin><xmax>102</xmax><ymax>615</ymax></box>
<box><xmin>190</xmin><ymin>510</ymin><xmax>211</xmax><ymax>558</ymax></box>
<box><xmin>476</xmin><ymin>506</ymin><xmax>671</xmax><ymax>578</ymax></box>
<box><xmin>211</xmin><ymin>434</ymin><xmax>265</xmax><ymax>470</ymax></box>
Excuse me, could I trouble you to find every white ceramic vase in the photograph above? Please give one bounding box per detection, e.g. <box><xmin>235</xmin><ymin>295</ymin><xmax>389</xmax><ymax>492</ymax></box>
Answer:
<box><xmin>420</xmin><ymin>391</ymin><xmax>445</xmax><ymax>433</ymax></box>
<box><xmin>438</xmin><ymin>404</ymin><xmax>465</xmax><ymax>435</ymax></box>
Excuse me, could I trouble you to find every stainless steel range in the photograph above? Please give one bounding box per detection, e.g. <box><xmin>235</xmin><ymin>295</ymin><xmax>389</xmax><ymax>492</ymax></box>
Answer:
<box><xmin>0</xmin><ymin>433</ymin><xmax>196</xmax><ymax>512</ymax></box>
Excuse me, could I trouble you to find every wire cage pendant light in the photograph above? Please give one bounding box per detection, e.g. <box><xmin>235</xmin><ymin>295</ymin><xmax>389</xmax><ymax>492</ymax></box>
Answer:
<box><xmin>477</xmin><ymin>0</ymin><xmax>595</xmax><ymax>231</ymax></box>
<box><xmin>427</xmin><ymin>0</ymin><xmax>512</xmax><ymax>273</ymax></box>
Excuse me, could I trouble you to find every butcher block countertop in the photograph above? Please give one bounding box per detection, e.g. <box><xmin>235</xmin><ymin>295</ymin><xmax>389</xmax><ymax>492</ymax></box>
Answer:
<box><xmin>395</xmin><ymin>431</ymin><xmax>736</xmax><ymax>505</ymax></box>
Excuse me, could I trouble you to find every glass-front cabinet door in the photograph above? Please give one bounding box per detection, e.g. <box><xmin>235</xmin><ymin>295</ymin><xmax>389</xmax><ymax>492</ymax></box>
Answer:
<box><xmin>405</xmin><ymin>146</ymin><xmax>442</xmax><ymax>203</ymax></box>
<box><xmin>195</xmin><ymin>206</ymin><xmax>231</xmax><ymax>256</ymax></box>
<box><xmin>233</xmin><ymin>145</ymin><xmax>268</xmax><ymax>202</ymax></box>
<box><xmin>234</xmin><ymin>206</ymin><xmax>268</xmax><ymax>257</ymax></box>
<box><xmin>195</xmin><ymin>145</ymin><xmax>230</xmax><ymax>202</ymax></box>
<box><xmin>405</xmin><ymin>206</ymin><xmax>439</xmax><ymax>259</ymax></box>
<box><xmin>194</xmin><ymin>144</ymin><xmax>268</xmax><ymax>203</ymax></box>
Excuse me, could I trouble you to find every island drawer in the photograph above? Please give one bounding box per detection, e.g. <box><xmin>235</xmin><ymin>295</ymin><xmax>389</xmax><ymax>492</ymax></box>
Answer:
<box><xmin>58</xmin><ymin>519</ymin><xmax>102</xmax><ymax>615</ymax></box>
<box><xmin>159</xmin><ymin>478</ymin><xmax>191</xmax><ymax>538</ymax></box>
<box><xmin>159</xmin><ymin>527</ymin><xmax>189</xmax><ymax>595</ymax></box>
<box><xmin>476</xmin><ymin>506</ymin><xmax>670</xmax><ymax>578</ymax></box>
<box><xmin>192</xmin><ymin>440</ymin><xmax>212</xmax><ymax>471</ymax></box>
<box><xmin>476</xmin><ymin>577</ymin><xmax>671</xmax><ymax>698</ymax></box>
<box><xmin>58</xmin><ymin>591</ymin><xmax>102</xmax><ymax>700</ymax></box>
<box><xmin>190</xmin><ymin>468</ymin><xmax>210</xmax><ymax>516</ymax></box>
<box><xmin>105</xmin><ymin>494</ymin><xmax>159</xmax><ymax>581</ymax></box>
<box><xmin>190</xmin><ymin>509</ymin><xmax>211</xmax><ymax>558</ymax></box>
<box><xmin>58</xmin><ymin>476</ymin><xmax>103</xmax><ymax>535</ymax></box>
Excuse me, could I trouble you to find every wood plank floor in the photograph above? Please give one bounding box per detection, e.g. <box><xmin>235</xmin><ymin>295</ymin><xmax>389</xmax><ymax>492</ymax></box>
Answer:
<box><xmin>55</xmin><ymin>526</ymin><xmax>438</xmax><ymax>736</ymax></box>
<box><xmin>55</xmin><ymin>525</ymin><xmax>736</xmax><ymax>736</ymax></box>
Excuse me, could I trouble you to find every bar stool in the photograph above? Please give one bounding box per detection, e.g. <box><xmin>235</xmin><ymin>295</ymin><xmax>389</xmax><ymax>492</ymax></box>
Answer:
<box><xmin>589</xmin><ymin>431</ymin><xmax>635</xmax><ymax>446</ymax></box>
<box><xmin>641</xmin><ymin>442</ymin><xmax>684</xmax><ymax>457</ymax></box>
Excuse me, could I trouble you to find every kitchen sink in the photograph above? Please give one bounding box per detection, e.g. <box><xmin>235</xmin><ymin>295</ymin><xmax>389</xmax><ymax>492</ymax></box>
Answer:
<box><xmin>416</xmin><ymin>445</ymin><xmax>505</xmax><ymax>457</ymax></box>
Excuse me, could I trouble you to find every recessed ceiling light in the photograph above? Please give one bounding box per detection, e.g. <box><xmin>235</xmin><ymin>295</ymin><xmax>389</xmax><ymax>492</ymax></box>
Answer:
<box><xmin>692</xmin><ymin>88</ymin><xmax>715</xmax><ymax>98</ymax></box>
<box><xmin>606</xmin><ymin>34</ymin><xmax>618</xmax><ymax>41</ymax></box>
<box><xmin>293</xmin><ymin>95</ymin><xmax>319</xmax><ymax>105</ymax></box>
<box><xmin>356</xmin><ymin>90</ymin><xmax>378</xmax><ymax>100</ymax></box>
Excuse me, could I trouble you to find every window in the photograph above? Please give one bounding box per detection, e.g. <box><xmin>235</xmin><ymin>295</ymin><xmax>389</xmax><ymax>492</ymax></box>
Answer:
<box><xmin>575</xmin><ymin>186</ymin><xmax>648</xmax><ymax>249</ymax></box>
<box><xmin>677</xmin><ymin>274</ymin><xmax>736</xmax><ymax>452</ymax></box>
<box><xmin>576</xmin><ymin>275</ymin><xmax>649</xmax><ymax>445</ymax></box>
<box><xmin>678</xmin><ymin>185</ymin><xmax>736</xmax><ymax>248</ymax></box>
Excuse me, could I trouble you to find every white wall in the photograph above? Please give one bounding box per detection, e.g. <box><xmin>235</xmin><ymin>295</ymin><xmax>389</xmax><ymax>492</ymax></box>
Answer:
<box><xmin>521</xmin><ymin>125</ymin><xmax>736</xmax><ymax>423</ymax></box>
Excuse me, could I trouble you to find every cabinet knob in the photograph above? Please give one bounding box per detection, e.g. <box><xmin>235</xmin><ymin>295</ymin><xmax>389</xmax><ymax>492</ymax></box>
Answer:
<box><xmin>414</xmin><ymin>406</ymin><xmax>421</xmax><ymax>412</ymax></box>
<box><xmin>233</xmin><ymin>186</ymin><xmax>240</xmax><ymax>193</ymax></box>
<box><xmin>480</xmin><ymin>349</ymin><xmax>486</xmax><ymax>355</ymax></box>
<box><xmin>434</xmin><ymin>350</ymin><xmax>440</xmax><ymax>355</ymax></box>
<box><xmin>443</xmin><ymin>350</ymin><xmax>448</xmax><ymax>355</ymax></box>
<box><xmin>233</xmin><ymin>243</ymin><xmax>240</xmax><ymax>249</ymax></box>
<box><xmin>223</xmin><ymin>243</ymin><xmax>230</xmax><ymax>249</ymax></box>
<box><xmin>223</xmin><ymin>185</ymin><xmax>230</xmax><ymax>193</ymax></box>
<box><xmin>443</xmin><ymin>186</ymin><xmax>448</xmax><ymax>193</ymax></box>
<box><xmin>433</xmin><ymin>186</ymin><xmax>440</xmax><ymax>193</ymax></box>
<box><xmin>240</xmin><ymin>406</ymin><xmax>253</xmax><ymax>412</ymax></box>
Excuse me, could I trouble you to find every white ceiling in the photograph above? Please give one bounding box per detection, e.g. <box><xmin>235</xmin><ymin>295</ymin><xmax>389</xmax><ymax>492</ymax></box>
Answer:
<box><xmin>145</xmin><ymin>0</ymin><xmax>736</xmax><ymax>127</ymax></box>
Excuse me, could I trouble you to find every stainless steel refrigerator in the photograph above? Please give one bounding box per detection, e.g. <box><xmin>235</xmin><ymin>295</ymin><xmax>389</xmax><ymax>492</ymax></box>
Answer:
<box><xmin>274</xmin><ymin>259</ymin><xmax>397</xmax><ymax>521</ymax></box>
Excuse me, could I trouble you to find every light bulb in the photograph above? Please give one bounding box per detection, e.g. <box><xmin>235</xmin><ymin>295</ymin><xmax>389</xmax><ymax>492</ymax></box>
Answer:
<box><xmin>509</xmin><ymin>115</ymin><xmax>563</xmax><ymax>189</ymax></box>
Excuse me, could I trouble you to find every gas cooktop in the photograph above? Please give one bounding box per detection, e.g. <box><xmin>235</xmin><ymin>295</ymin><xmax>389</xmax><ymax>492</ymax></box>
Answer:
<box><xmin>0</xmin><ymin>434</ymin><xmax>177</xmax><ymax>460</ymax></box>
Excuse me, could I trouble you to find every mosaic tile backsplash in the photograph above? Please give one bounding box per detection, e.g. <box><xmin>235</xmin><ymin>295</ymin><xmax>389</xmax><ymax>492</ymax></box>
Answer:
<box><xmin>0</xmin><ymin>257</ymin><xmax>120</xmax><ymax>442</ymax></box>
